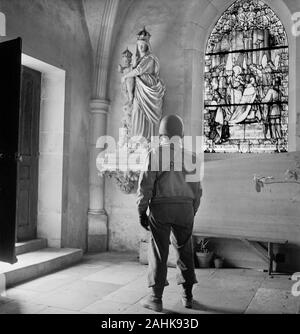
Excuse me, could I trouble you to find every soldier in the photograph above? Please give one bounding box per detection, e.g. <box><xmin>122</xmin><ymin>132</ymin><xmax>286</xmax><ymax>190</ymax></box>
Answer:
<box><xmin>137</xmin><ymin>115</ymin><xmax>203</xmax><ymax>312</ymax></box>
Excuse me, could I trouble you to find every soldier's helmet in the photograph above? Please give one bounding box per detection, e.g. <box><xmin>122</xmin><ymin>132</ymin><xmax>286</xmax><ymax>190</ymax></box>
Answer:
<box><xmin>159</xmin><ymin>115</ymin><xmax>184</xmax><ymax>138</ymax></box>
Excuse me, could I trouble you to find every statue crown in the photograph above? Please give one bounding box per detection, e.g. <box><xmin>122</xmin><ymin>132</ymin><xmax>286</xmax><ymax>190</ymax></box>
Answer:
<box><xmin>137</xmin><ymin>26</ymin><xmax>151</xmax><ymax>42</ymax></box>
<box><xmin>122</xmin><ymin>47</ymin><xmax>133</xmax><ymax>58</ymax></box>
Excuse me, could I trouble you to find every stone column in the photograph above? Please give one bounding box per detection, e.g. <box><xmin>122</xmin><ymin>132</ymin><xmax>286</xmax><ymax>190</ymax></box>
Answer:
<box><xmin>88</xmin><ymin>99</ymin><xmax>110</xmax><ymax>252</ymax></box>
<box><xmin>83</xmin><ymin>0</ymin><xmax>122</xmax><ymax>252</ymax></box>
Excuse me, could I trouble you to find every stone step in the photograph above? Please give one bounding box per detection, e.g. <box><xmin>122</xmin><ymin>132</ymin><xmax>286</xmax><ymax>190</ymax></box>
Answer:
<box><xmin>0</xmin><ymin>248</ymin><xmax>83</xmax><ymax>288</ymax></box>
<box><xmin>16</xmin><ymin>239</ymin><xmax>48</xmax><ymax>256</ymax></box>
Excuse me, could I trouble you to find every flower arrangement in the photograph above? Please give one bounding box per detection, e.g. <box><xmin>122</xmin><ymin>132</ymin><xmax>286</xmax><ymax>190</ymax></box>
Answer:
<box><xmin>194</xmin><ymin>239</ymin><xmax>210</xmax><ymax>254</ymax></box>
<box><xmin>194</xmin><ymin>239</ymin><xmax>214</xmax><ymax>268</ymax></box>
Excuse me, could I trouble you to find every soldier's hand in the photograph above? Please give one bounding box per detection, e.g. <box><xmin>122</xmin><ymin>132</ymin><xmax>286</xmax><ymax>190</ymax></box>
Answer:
<box><xmin>139</xmin><ymin>212</ymin><xmax>150</xmax><ymax>231</ymax></box>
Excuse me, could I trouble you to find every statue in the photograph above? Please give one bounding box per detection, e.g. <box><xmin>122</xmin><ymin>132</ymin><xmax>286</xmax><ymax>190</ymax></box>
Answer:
<box><xmin>121</xmin><ymin>27</ymin><xmax>166</xmax><ymax>144</ymax></box>
<box><xmin>99</xmin><ymin>27</ymin><xmax>165</xmax><ymax>194</ymax></box>
<box><xmin>118</xmin><ymin>48</ymin><xmax>134</xmax><ymax>147</ymax></box>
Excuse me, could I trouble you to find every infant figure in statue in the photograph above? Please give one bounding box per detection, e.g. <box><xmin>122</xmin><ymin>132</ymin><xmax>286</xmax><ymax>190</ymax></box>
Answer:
<box><xmin>118</xmin><ymin>48</ymin><xmax>135</xmax><ymax>148</ymax></box>
<box><xmin>118</xmin><ymin>48</ymin><xmax>135</xmax><ymax>107</ymax></box>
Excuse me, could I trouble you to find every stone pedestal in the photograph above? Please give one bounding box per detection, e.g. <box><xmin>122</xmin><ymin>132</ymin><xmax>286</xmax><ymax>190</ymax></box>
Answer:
<box><xmin>88</xmin><ymin>210</ymin><xmax>108</xmax><ymax>252</ymax></box>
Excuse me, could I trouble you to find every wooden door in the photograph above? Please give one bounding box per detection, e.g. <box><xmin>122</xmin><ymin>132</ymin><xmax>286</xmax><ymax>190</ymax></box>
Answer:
<box><xmin>16</xmin><ymin>66</ymin><xmax>41</xmax><ymax>241</ymax></box>
<box><xmin>0</xmin><ymin>38</ymin><xmax>22</xmax><ymax>264</ymax></box>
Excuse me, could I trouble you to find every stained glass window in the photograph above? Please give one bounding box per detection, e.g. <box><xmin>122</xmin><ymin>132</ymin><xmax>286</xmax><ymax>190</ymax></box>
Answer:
<box><xmin>204</xmin><ymin>0</ymin><xmax>288</xmax><ymax>153</ymax></box>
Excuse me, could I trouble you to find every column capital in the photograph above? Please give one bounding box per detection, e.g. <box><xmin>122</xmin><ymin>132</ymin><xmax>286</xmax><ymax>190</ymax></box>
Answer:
<box><xmin>90</xmin><ymin>99</ymin><xmax>110</xmax><ymax>115</ymax></box>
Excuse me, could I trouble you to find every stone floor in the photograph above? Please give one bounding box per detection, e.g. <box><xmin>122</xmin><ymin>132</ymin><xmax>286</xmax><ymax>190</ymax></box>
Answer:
<box><xmin>0</xmin><ymin>252</ymin><xmax>299</xmax><ymax>314</ymax></box>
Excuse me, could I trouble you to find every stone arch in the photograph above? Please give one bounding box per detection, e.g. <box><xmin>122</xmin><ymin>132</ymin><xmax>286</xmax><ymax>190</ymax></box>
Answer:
<box><xmin>182</xmin><ymin>0</ymin><xmax>298</xmax><ymax>151</ymax></box>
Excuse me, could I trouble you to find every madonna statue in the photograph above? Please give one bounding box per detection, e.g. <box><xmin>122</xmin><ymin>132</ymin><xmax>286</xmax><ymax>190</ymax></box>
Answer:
<box><xmin>121</xmin><ymin>27</ymin><xmax>166</xmax><ymax>142</ymax></box>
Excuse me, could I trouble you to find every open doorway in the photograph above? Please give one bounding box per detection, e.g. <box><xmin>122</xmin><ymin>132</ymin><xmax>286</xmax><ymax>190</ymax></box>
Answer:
<box><xmin>21</xmin><ymin>54</ymin><xmax>66</xmax><ymax>249</ymax></box>
<box><xmin>16</xmin><ymin>66</ymin><xmax>41</xmax><ymax>241</ymax></box>
<box><xmin>0</xmin><ymin>41</ymin><xmax>65</xmax><ymax>263</ymax></box>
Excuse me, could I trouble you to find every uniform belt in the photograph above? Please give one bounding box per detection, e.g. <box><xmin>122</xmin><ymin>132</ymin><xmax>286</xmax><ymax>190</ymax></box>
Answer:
<box><xmin>151</xmin><ymin>197</ymin><xmax>193</xmax><ymax>205</ymax></box>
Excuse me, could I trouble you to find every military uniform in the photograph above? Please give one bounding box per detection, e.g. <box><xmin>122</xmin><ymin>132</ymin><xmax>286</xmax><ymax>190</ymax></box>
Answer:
<box><xmin>137</xmin><ymin>115</ymin><xmax>202</xmax><ymax>311</ymax></box>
